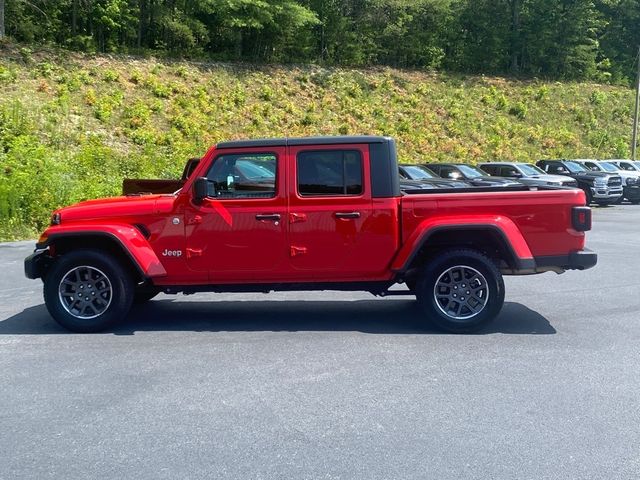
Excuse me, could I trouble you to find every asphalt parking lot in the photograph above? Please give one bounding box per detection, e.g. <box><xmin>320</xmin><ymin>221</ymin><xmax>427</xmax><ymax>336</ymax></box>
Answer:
<box><xmin>1</xmin><ymin>205</ymin><xmax>639</xmax><ymax>479</ymax></box>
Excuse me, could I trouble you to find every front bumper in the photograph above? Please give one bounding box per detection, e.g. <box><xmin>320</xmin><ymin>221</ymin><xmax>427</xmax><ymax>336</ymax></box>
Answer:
<box><xmin>591</xmin><ymin>186</ymin><xmax>623</xmax><ymax>202</ymax></box>
<box><xmin>534</xmin><ymin>248</ymin><xmax>598</xmax><ymax>273</ymax></box>
<box><xmin>24</xmin><ymin>249</ymin><xmax>51</xmax><ymax>280</ymax></box>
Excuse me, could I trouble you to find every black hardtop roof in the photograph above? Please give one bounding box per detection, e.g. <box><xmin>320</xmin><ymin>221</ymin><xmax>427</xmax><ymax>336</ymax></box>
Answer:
<box><xmin>216</xmin><ymin>135</ymin><xmax>392</xmax><ymax>149</ymax></box>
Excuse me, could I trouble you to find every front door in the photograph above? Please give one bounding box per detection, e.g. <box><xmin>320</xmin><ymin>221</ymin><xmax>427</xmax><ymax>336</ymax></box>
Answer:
<box><xmin>184</xmin><ymin>147</ymin><xmax>289</xmax><ymax>283</ymax></box>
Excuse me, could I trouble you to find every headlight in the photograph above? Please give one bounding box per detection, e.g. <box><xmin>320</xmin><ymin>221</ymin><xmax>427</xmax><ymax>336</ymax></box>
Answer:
<box><xmin>51</xmin><ymin>213</ymin><xmax>61</xmax><ymax>225</ymax></box>
<box><xmin>594</xmin><ymin>178</ymin><xmax>607</xmax><ymax>187</ymax></box>
<box><xmin>626</xmin><ymin>177</ymin><xmax>637</xmax><ymax>186</ymax></box>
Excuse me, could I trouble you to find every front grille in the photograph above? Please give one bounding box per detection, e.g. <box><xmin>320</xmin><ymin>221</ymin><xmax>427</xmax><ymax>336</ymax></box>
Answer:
<box><xmin>608</xmin><ymin>176</ymin><xmax>622</xmax><ymax>187</ymax></box>
<box><xmin>563</xmin><ymin>180</ymin><xmax>578</xmax><ymax>187</ymax></box>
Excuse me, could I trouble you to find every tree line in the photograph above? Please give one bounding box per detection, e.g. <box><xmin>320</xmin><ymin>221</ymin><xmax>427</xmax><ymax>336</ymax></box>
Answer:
<box><xmin>1</xmin><ymin>0</ymin><xmax>639</xmax><ymax>83</ymax></box>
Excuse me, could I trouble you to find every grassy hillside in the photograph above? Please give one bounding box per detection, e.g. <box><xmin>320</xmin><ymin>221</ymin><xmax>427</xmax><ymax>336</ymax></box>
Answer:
<box><xmin>0</xmin><ymin>45</ymin><xmax>637</xmax><ymax>240</ymax></box>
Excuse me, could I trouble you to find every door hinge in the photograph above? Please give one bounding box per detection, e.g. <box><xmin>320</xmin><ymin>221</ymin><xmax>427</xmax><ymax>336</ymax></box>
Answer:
<box><xmin>186</xmin><ymin>248</ymin><xmax>203</xmax><ymax>258</ymax></box>
<box><xmin>290</xmin><ymin>246</ymin><xmax>308</xmax><ymax>257</ymax></box>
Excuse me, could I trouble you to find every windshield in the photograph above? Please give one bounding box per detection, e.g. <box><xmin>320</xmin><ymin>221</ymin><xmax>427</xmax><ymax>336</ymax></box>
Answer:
<box><xmin>635</xmin><ymin>161</ymin><xmax>640</xmax><ymax>169</ymax></box>
<box><xmin>402</xmin><ymin>165</ymin><xmax>437</xmax><ymax>179</ymax></box>
<box><xmin>519</xmin><ymin>164</ymin><xmax>545</xmax><ymax>175</ymax></box>
<box><xmin>458</xmin><ymin>165</ymin><xmax>486</xmax><ymax>178</ymax></box>
<box><xmin>598</xmin><ymin>162</ymin><xmax>619</xmax><ymax>173</ymax></box>
<box><xmin>564</xmin><ymin>161</ymin><xmax>588</xmax><ymax>173</ymax></box>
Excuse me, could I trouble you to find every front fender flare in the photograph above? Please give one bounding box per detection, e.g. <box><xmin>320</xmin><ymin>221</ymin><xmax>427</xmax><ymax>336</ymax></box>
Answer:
<box><xmin>38</xmin><ymin>223</ymin><xmax>167</xmax><ymax>278</ymax></box>
<box><xmin>390</xmin><ymin>215</ymin><xmax>534</xmax><ymax>273</ymax></box>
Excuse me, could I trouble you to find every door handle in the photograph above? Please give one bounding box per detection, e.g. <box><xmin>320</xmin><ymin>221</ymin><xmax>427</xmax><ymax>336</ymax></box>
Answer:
<box><xmin>255</xmin><ymin>214</ymin><xmax>281</xmax><ymax>221</ymax></box>
<box><xmin>334</xmin><ymin>212</ymin><xmax>361</xmax><ymax>219</ymax></box>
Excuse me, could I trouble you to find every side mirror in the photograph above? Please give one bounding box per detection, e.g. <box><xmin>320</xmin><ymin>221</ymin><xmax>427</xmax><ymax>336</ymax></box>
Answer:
<box><xmin>193</xmin><ymin>177</ymin><xmax>215</xmax><ymax>203</ymax></box>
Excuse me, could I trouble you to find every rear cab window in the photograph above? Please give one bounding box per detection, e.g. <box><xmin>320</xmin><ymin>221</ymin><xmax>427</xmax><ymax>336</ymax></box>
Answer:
<box><xmin>296</xmin><ymin>150</ymin><xmax>363</xmax><ymax>196</ymax></box>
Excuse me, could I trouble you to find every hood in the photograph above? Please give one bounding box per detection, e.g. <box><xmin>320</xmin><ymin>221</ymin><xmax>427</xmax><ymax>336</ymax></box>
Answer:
<box><xmin>54</xmin><ymin>194</ymin><xmax>169</xmax><ymax>223</ymax></box>
<box><xmin>469</xmin><ymin>176</ymin><xmax>521</xmax><ymax>186</ymax></box>
<box><xmin>418</xmin><ymin>178</ymin><xmax>470</xmax><ymax>189</ymax></box>
<box><xmin>613</xmin><ymin>170</ymin><xmax>640</xmax><ymax>180</ymax></box>
<box><xmin>520</xmin><ymin>174</ymin><xmax>578</xmax><ymax>184</ymax></box>
<box><xmin>400</xmin><ymin>179</ymin><xmax>436</xmax><ymax>190</ymax></box>
<box><xmin>573</xmin><ymin>171</ymin><xmax>613</xmax><ymax>179</ymax></box>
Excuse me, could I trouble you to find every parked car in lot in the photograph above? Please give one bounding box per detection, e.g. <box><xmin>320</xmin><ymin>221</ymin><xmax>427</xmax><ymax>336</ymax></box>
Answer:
<box><xmin>425</xmin><ymin>163</ymin><xmax>522</xmax><ymax>187</ymax></box>
<box><xmin>25</xmin><ymin>136</ymin><xmax>596</xmax><ymax>334</ymax></box>
<box><xmin>399</xmin><ymin>178</ymin><xmax>439</xmax><ymax>192</ymax></box>
<box><xmin>399</xmin><ymin>164</ymin><xmax>470</xmax><ymax>189</ymax></box>
<box><xmin>536</xmin><ymin>159</ymin><xmax>623</xmax><ymax>205</ymax></box>
<box><xmin>479</xmin><ymin>162</ymin><xmax>579</xmax><ymax>188</ymax></box>
<box><xmin>609</xmin><ymin>160</ymin><xmax>640</xmax><ymax>172</ymax></box>
<box><xmin>572</xmin><ymin>160</ymin><xmax>640</xmax><ymax>204</ymax></box>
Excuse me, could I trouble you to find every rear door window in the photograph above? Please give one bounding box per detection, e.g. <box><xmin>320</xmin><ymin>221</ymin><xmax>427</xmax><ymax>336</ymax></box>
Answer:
<box><xmin>297</xmin><ymin>150</ymin><xmax>363</xmax><ymax>196</ymax></box>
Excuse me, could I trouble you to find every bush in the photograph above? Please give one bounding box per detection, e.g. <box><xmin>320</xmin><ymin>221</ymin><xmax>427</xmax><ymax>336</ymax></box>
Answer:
<box><xmin>508</xmin><ymin>102</ymin><xmax>528</xmax><ymax>119</ymax></box>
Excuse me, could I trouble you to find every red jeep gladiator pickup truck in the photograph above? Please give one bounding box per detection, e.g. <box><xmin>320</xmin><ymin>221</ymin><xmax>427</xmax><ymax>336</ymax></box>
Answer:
<box><xmin>25</xmin><ymin>136</ymin><xmax>596</xmax><ymax>333</ymax></box>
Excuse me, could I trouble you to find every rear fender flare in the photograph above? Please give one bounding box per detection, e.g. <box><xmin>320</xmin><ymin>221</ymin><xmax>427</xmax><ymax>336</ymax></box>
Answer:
<box><xmin>391</xmin><ymin>216</ymin><xmax>533</xmax><ymax>273</ymax></box>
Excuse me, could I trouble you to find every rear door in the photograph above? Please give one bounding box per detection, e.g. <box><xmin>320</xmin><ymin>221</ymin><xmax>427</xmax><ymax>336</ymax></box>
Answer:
<box><xmin>287</xmin><ymin>144</ymin><xmax>382</xmax><ymax>278</ymax></box>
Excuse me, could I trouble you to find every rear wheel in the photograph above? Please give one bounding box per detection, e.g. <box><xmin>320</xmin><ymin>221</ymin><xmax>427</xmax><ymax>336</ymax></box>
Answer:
<box><xmin>415</xmin><ymin>249</ymin><xmax>505</xmax><ymax>333</ymax></box>
<box><xmin>43</xmin><ymin>250</ymin><xmax>134</xmax><ymax>333</ymax></box>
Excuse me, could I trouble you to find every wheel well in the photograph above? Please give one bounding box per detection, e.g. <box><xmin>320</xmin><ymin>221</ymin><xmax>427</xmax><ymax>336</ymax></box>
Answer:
<box><xmin>48</xmin><ymin>235</ymin><xmax>145</xmax><ymax>284</ymax></box>
<box><xmin>405</xmin><ymin>228</ymin><xmax>518</xmax><ymax>276</ymax></box>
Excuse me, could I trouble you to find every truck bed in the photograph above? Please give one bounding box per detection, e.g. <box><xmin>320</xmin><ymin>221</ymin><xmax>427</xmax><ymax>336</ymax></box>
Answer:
<box><xmin>400</xmin><ymin>186</ymin><xmax>587</xmax><ymax>259</ymax></box>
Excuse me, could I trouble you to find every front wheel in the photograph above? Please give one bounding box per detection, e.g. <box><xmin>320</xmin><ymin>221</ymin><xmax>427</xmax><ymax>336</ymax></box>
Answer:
<box><xmin>43</xmin><ymin>250</ymin><xmax>134</xmax><ymax>332</ymax></box>
<box><xmin>415</xmin><ymin>249</ymin><xmax>505</xmax><ymax>333</ymax></box>
<box><xmin>134</xmin><ymin>286</ymin><xmax>160</xmax><ymax>304</ymax></box>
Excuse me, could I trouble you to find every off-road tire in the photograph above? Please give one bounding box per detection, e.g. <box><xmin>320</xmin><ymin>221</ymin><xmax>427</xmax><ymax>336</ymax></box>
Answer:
<box><xmin>43</xmin><ymin>249</ymin><xmax>134</xmax><ymax>333</ymax></box>
<box><xmin>415</xmin><ymin>248</ymin><xmax>505</xmax><ymax>333</ymax></box>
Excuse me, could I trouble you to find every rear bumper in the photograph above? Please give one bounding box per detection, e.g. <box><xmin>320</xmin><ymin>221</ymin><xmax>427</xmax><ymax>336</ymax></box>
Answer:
<box><xmin>24</xmin><ymin>249</ymin><xmax>51</xmax><ymax>280</ymax></box>
<box><xmin>533</xmin><ymin>248</ymin><xmax>598</xmax><ymax>273</ymax></box>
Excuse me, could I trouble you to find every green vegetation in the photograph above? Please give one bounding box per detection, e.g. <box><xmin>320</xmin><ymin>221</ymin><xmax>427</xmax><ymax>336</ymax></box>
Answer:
<box><xmin>1</xmin><ymin>0</ymin><xmax>639</xmax><ymax>82</ymax></box>
<box><xmin>0</xmin><ymin>45</ymin><xmax>637</xmax><ymax>240</ymax></box>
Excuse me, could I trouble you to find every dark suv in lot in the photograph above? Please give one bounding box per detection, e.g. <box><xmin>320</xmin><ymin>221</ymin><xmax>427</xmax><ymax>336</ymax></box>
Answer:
<box><xmin>426</xmin><ymin>163</ymin><xmax>521</xmax><ymax>187</ymax></box>
<box><xmin>573</xmin><ymin>160</ymin><xmax>640</xmax><ymax>204</ymax></box>
<box><xmin>479</xmin><ymin>162</ymin><xmax>578</xmax><ymax>188</ymax></box>
<box><xmin>399</xmin><ymin>164</ymin><xmax>470</xmax><ymax>189</ymax></box>
<box><xmin>536</xmin><ymin>159</ymin><xmax>623</xmax><ymax>205</ymax></box>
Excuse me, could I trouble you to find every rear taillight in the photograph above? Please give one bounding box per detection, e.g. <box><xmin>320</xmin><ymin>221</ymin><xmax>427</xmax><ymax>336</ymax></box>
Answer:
<box><xmin>572</xmin><ymin>206</ymin><xmax>592</xmax><ymax>232</ymax></box>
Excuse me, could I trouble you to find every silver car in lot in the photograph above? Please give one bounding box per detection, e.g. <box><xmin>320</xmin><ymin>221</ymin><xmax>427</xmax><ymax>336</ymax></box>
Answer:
<box><xmin>609</xmin><ymin>159</ymin><xmax>640</xmax><ymax>173</ymax></box>
<box><xmin>479</xmin><ymin>162</ymin><xmax>579</xmax><ymax>188</ymax></box>
<box><xmin>574</xmin><ymin>160</ymin><xmax>640</xmax><ymax>204</ymax></box>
